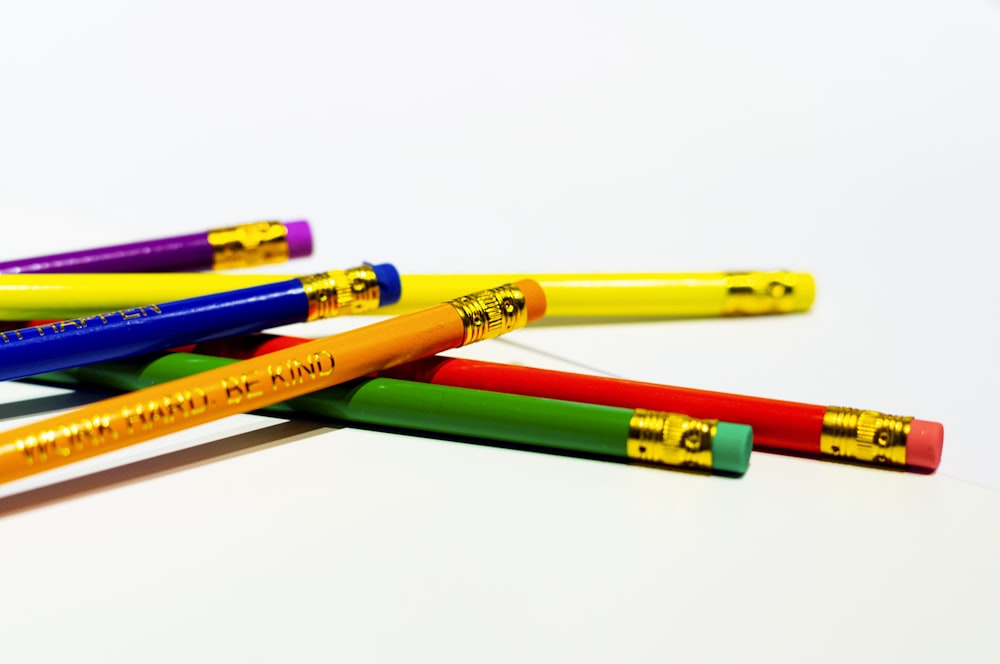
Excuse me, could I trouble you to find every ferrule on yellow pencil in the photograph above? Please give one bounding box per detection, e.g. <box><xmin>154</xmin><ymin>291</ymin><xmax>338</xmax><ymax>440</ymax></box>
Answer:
<box><xmin>0</xmin><ymin>280</ymin><xmax>546</xmax><ymax>484</ymax></box>
<box><xmin>0</xmin><ymin>271</ymin><xmax>814</xmax><ymax>320</ymax></box>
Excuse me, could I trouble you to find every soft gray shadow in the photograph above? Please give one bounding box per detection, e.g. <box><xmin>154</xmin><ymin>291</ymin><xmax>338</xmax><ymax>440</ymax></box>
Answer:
<box><xmin>0</xmin><ymin>386</ymin><xmax>112</xmax><ymax>422</ymax></box>
<box><xmin>0</xmin><ymin>418</ymin><xmax>332</xmax><ymax>518</ymax></box>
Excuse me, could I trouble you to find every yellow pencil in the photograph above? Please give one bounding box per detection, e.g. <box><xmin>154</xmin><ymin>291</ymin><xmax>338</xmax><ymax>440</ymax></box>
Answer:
<box><xmin>0</xmin><ymin>271</ymin><xmax>813</xmax><ymax>320</ymax></box>
<box><xmin>0</xmin><ymin>280</ymin><xmax>546</xmax><ymax>484</ymax></box>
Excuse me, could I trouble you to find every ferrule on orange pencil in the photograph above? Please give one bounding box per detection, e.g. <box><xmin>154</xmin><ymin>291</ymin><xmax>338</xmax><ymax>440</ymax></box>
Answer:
<box><xmin>0</xmin><ymin>280</ymin><xmax>545</xmax><ymax>484</ymax></box>
<box><xmin>170</xmin><ymin>333</ymin><xmax>942</xmax><ymax>472</ymax></box>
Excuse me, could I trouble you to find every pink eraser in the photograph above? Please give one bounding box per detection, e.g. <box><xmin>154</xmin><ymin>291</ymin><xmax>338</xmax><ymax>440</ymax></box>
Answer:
<box><xmin>284</xmin><ymin>220</ymin><xmax>313</xmax><ymax>258</ymax></box>
<box><xmin>907</xmin><ymin>419</ymin><xmax>944</xmax><ymax>471</ymax></box>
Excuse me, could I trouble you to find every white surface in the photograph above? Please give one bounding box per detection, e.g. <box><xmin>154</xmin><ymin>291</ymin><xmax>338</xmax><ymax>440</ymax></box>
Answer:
<box><xmin>1</xmin><ymin>2</ymin><xmax>998</xmax><ymax>662</ymax></box>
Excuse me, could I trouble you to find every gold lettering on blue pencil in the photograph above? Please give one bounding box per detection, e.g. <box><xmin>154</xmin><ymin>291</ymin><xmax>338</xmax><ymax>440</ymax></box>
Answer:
<box><xmin>0</xmin><ymin>306</ymin><xmax>165</xmax><ymax>344</ymax></box>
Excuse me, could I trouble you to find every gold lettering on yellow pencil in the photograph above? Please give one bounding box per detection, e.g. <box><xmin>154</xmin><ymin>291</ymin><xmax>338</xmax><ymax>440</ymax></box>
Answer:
<box><xmin>268</xmin><ymin>351</ymin><xmax>336</xmax><ymax>389</ymax></box>
<box><xmin>222</xmin><ymin>374</ymin><xmax>266</xmax><ymax>405</ymax></box>
<box><xmin>18</xmin><ymin>414</ymin><xmax>118</xmax><ymax>465</ymax></box>
<box><xmin>13</xmin><ymin>346</ymin><xmax>339</xmax><ymax>472</ymax></box>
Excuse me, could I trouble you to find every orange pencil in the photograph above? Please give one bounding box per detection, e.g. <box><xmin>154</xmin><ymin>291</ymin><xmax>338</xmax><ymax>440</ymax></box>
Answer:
<box><xmin>0</xmin><ymin>280</ymin><xmax>546</xmax><ymax>484</ymax></box>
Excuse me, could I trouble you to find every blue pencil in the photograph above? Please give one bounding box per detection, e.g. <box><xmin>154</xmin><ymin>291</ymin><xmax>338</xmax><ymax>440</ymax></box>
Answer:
<box><xmin>0</xmin><ymin>263</ymin><xmax>400</xmax><ymax>382</ymax></box>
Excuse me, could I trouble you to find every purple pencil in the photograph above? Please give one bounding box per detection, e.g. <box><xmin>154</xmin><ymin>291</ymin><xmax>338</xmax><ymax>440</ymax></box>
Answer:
<box><xmin>0</xmin><ymin>219</ymin><xmax>313</xmax><ymax>274</ymax></box>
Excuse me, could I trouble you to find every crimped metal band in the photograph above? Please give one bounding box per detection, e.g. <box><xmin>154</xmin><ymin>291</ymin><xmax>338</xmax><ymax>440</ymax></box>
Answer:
<box><xmin>626</xmin><ymin>409</ymin><xmax>715</xmax><ymax>470</ymax></box>
<box><xmin>820</xmin><ymin>406</ymin><xmax>910</xmax><ymax>467</ymax></box>
<box><xmin>723</xmin><ymin>272</ymin><xmax>802</xmax><ymax>315</ymax></box>
<box><xmin>299</xmin><ymin>265</ymin><xmax>381</xmax><ymax>320</ymax></box>
<box><xmin>208</xmin><ymin>221</ymin><xmax>290</xmax><ymax>270</ymax></box>
<box><xmin>448</xmin><ymin>283</ymin><xmax>529</xmax><ymax>346</ymax></box>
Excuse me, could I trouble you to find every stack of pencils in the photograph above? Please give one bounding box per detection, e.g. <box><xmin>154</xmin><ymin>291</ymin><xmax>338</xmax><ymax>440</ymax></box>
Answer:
<box><xmin>0</xmin><ymin>219</ymin><xmax>943</xmax><ymax>487</ymax></box>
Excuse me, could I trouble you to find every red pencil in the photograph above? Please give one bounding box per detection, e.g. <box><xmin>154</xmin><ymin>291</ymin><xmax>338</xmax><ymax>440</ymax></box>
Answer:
<box><xmin>178</xmin><ymin>333</ymin><xmax>943</xmax><ymax>472</ymax></box>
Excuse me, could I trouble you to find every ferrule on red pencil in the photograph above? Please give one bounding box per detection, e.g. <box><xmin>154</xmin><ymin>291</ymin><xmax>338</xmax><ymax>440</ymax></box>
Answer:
<box><xmin>0</xmin><ymin>264</ymin><xmax>400</xmax><ymax>383</ymax></box>
<box><xmin>0</xmin><ymin>219</ymin><xmax>313</xmax><ymax>273</ymax></box>
<box><xmin>178</xmin><ymin>333</ymin><xmax>944</xmax><ymax>472</ymax></box>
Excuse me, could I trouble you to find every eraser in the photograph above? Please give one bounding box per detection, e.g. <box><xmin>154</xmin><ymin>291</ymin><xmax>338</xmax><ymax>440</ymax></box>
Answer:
<box><xmin>792</xmin><ymin>273</ymin><xmax>816</xmax><ymax>312</ymax></box>
<box><xmin>284</xmin><ymin>220</ymin><xmax>313</xmax><ymax>258</ymax></box>
<box><xmin>513</xmin><ymin>279</ymin><xmax>547</xmax><ymax>323</ymax></box>
<box><xmin>371</xmin><ymin>263</ymin><xmax>402</xmax><ymax>306</ymax></box>
<box><xmin>907</xmin><ymin>419</ymin><xmax>944</xmax><ymax>471</ymax></box>
<box><xmin>711</xmin><ymin>422</ymin><xmax>754</xmax><ymax>475</ymax></box>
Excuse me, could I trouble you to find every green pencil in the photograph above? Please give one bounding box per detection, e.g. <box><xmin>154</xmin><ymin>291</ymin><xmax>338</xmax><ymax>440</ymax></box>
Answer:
<box><xmin>36</xmin><ymin>352</ymin><xmax>753</xmax><ymax>475</ymax></box>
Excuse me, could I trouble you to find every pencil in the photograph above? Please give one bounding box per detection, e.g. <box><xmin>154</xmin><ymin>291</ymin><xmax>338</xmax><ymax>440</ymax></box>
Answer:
<box><xmin>176</xmin><ymin>333</ymin><xmax>944</xmax><ymax>472</ymax></box>
<box><xmin>35</xmin><ymin>353</ymin><xmax>753</xmax><ymax>476</ymax></box>
<box><xmin>0</xmin><ymin>270</ymin><xmax>814</xmax><ymax>320</ymax></box>
<box><xmin>0</xmin><ymin>280</ymin><xmax>546</xmax><ymax>484</ymax></box>
<box><xmin>0</xmin><ymin>263</ymin><xmax>400</xmax><ymax>382</ymax></box>
<box><xmin>0</xmin><ymin>220</ymin><xmax>312</xmax><ymax>274</ymax></box>
<box><xmin>384</xmin><ymin>357</ymin><xmax>944</xmax><ymax>472</ymax></box>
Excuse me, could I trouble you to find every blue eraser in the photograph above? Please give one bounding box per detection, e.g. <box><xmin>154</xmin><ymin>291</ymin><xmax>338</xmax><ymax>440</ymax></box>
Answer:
<box><xmin>371</xmin><ymin>263</ymin><xmax>402</xmax><ymax>306</ymax></box>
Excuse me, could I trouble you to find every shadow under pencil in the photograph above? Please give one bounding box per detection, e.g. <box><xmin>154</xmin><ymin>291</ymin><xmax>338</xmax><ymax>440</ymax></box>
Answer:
<box><xmin>0</xmin><ymin>388</ymin><xmax>114</xmax><ymax>422</ymax></box>
<box><xmin>0</xmin><ymin>419</ymin><xmax>330</xmax><ymax>519</ymax></box>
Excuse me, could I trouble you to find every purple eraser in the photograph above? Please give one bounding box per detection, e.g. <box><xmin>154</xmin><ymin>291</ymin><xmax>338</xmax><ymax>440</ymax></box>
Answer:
<box><xmin>284</xmin><ymin>220</ymin><xmax>313</xmax><ymax>258</ymax></box>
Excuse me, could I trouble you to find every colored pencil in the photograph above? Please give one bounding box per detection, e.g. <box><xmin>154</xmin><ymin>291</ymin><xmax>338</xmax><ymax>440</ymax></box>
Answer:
<box><xmin>0</xmin><ymin>219</ymin><xmax>312</xmax><ymax>274</ymax></box>
<box><xmin>0</xmin><ymin>270</ymin><xmax>814</xmax><ymax>320</ymax></box>
<box><xmin>0</xmin><ymin>280</ymin><xmax>545</xmax><ymax>484</ymax></box>
<box><xmin>36</xmin><ymin>353</ymin><xmax>753</xmax><ymax>476</ymax></box>
<box><xmin>0</xmin><ymin>263</ymin><xmax>400</xmax><ymax>382</ymax></box>
<box><xmin>176</xmin><ymin>333</ymin><xmax>944</xmax><ymax>472</ymax></box>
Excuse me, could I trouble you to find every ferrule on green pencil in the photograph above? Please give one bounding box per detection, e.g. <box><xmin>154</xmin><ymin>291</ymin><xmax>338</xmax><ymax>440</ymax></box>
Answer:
<box><xmin>38</xmin><ymin>353</ymin><xmax>753</xmax><ymax>475</ymax></box>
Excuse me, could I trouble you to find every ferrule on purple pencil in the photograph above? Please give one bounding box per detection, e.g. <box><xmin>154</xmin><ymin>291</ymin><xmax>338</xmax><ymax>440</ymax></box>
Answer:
<box><xmin>0</xmin><ymin>220</ymin><xmax>313</xmax><ymax>274</ymax></box>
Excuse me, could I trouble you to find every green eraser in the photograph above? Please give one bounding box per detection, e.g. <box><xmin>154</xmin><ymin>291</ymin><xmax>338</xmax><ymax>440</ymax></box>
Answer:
<box><xmin>711</xmin><ymin>422</ymin><xmax>753</xmax><ymax>475</ymax></box>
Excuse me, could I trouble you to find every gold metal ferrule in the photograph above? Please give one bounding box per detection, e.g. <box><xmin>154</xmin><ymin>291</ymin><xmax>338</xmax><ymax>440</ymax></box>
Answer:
<box><xmin>208</xmin><ymin>221</ymin><xmax>290</xmax><ymax>269</ymax></box>
<box><xmin>449</xmin><ymin>283</ymin><xmax>529</xmax><ymax>346</ymax></box>
<box><xmin>723</xmin><ymin>272</ymin><xmax>804</xmax><ymax>315</ymax></box>
<box><xmin>299</xmin><ymin>265</ymin><xmax>381</xmax><ymax>320</ymax></box>
<box><xmin>820</xmin><ymin>406</ymin><xmax>910</xmax><ymax>467</ymax></box>
<box><xmin>626</xmin><ymin>409</ymin><xmax>715</xmax><ymax>470</ymax></box>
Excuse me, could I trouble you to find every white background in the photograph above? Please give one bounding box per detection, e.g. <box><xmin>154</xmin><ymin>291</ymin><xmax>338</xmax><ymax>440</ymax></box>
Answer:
<box><xmin>1</xmin><ymin>2</ymin><xmax>998</xmax><ymax>662</ymax></box>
